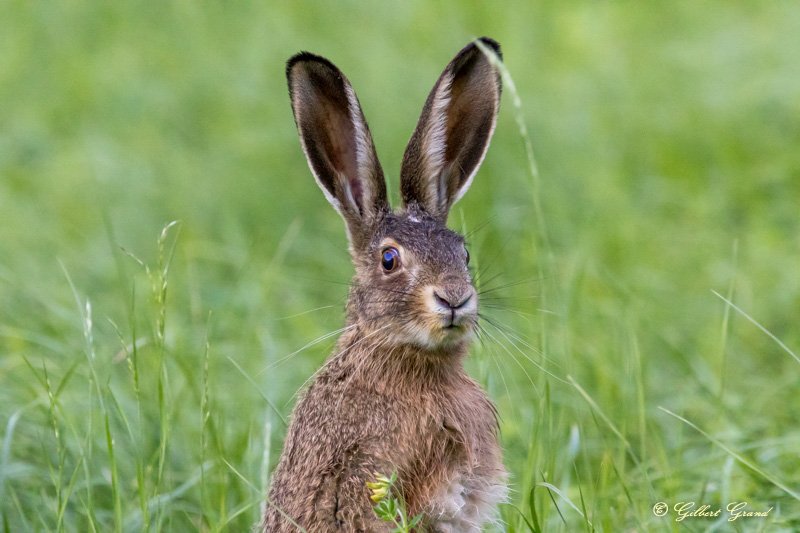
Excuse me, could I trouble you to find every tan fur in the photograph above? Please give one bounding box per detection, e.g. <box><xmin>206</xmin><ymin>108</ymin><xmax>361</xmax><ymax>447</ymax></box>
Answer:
<box><xmin>263</xmin><ymin>38</ymin><xmax>505</xmax><ymax>531</ymax></box>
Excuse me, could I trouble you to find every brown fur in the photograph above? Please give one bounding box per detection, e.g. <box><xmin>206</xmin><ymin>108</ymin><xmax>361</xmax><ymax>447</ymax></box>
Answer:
<box><xmin>262</xmin><ymin>38</ymin><xmax>505</xmax><ymax>532</ymax></box>
<box><xmin>262</xmin><ymin>327</ymin><xmax>502</xmax><ymax>532</ymax></box>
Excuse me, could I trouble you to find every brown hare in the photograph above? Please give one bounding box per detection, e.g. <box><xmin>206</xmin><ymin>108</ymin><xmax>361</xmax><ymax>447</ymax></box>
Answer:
<box><xmin>261</xmin><ymin>37</ymin><xmax>506</xmax><ymax>532</ymax></box>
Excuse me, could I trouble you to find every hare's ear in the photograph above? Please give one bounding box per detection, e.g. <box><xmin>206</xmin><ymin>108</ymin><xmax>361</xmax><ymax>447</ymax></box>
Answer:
<box><xmin>400</xmin><ymin>37</ymin><xmax>502</xmax><ymax>222</ymax></box>
<box><xmin>287</xmin><ymin>53</ymin><xmax>388</xmax><ymax>246</ymax></box>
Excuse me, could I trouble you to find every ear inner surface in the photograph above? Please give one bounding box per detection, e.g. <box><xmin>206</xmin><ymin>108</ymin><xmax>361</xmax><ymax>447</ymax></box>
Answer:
<box><xmin>400</xmin><ymin>37</ymin><xmax>502</xmax><ymax>221</ymax></box>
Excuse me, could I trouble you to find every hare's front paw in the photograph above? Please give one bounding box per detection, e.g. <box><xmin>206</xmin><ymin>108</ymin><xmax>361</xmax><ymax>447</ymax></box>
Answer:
<box><xmin>429</xmin><ymin>475</ymin><xmax>476</xmax><ymax>533</ymax></box>
<box><xmin>429</xmin><ymin>472</ymin><xmax>508</xmax><ymax>533</ymax></box>
<box><xmin>439</xmin><ymin>478</ymin><xmax>467</xmax><ymax>516</ymax></box>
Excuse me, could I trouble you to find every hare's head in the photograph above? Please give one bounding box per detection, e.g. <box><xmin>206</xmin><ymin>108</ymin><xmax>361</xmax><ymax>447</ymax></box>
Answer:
<box><xmin>286</xmin><ymin>38</ymin><xmax>501</xmax><ymax>350</ymax></box>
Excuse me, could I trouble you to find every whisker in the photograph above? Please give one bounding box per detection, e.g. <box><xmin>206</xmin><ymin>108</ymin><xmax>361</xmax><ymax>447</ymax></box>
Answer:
<box><xmin>481</xmin><ymin>304</ymin><xmax>538</xmax><ymax>321</ymax></box>
<box><xmin>481</xmin><ymin>315</ymin><xmax>556</xmax><ymax>366</ymax></box>
<box><xmin>259</xmin><ymin>324</ymin><xmax>355</xmax><ymax>374</ymax></box>
<box><xmin>478</xmin><ymin>277</ymin><xmax>542</xmax><ymax>296</ymax></box>
<box><xmin>289</xmin><ymin>275</ymin><xmax>354</xmax><ymax>287</ymax></box>
<box><xmin>474</xmin><ymin>270</ymin><xmax>504</xmax><ymax>290</ymax></box>
<box><xmin>479</xmin><ymin>295</ymin><xmax>540</xmax><ymax>302</ymax></box>
<box><xmin>478</xmin><ymin>323</ymin><xmax>539</xmax><ymax>394</ymax></box>
<box><xmin>463</xmin><ymin>212</ymin><xmax>506</xmax><ymax>239</ymax></box>
<box><xmin>286</xmin><ymin>323</ymin><xmax>394</xmax><ymax>406</ymax></box>
<box><xmin>270</xmin><ymin>305</ymin><xmax>338</xmax><ymax>321</ymax></box>
<box><xmin>481</xmin><ymin>316</ymin><xmax>566</xmax><ymax>383</ymax></box>
<box><xmin>482</xmin><ymin>332</ymin><xmax>514</xmax><ymax>402</ymax></box>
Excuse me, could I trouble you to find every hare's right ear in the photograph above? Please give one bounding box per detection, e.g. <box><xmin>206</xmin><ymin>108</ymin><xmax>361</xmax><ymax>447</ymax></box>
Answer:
<box><xmin>287</xmin><ymin>53</ymin><xmax>388</xmax><ymax>247</ymax></box>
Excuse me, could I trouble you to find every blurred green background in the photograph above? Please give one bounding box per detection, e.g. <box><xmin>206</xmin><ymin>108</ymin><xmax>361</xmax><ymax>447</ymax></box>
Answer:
<box><xmin>1</xmin><ymin>1</ymin><xmax>799</xmax><ymax>531</ymax></box>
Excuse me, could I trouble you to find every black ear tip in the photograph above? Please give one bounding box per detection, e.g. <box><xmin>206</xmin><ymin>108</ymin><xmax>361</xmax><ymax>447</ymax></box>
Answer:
<box><xmin>286</xmin><ymin>51</ymin><xmax>341</xmax><ymax>81</ymax></box>
<box><xmin>451</xmin><ymin>37</ymin><xmax>503</xmax><ymax>69</ymax></box>
<box><xmin>476</xmin><ymin>37</ymin><xmax>501</xmax><ymax>53</ymax></box>
<box><xmin>475</xmin><ymin>37</ymin><xmax>502</xmax><ymax>60</ymax></box>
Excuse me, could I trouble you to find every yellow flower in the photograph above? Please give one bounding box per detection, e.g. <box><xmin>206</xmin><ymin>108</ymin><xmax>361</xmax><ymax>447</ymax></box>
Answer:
<box><xmin>367</xmin><ymin>472</ymin><xmax>394</xmax><ymax>502</ymax></box>
<box><xmin>369</xmin><ymin>486</ymin><xmax>388</xmax><ymax>502</ymax></box>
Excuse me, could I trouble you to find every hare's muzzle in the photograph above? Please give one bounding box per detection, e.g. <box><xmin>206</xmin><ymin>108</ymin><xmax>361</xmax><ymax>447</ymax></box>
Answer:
<box><xmin>426</xmin><ymin>284</ymin><xmax>477</xmax><ymax>330</ymax></box>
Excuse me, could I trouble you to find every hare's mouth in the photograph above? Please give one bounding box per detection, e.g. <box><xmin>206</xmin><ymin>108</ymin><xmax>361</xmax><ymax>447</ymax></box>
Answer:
<box><xmin>434</xmin><ymin>322</ymin><xmax>474</xmax><ymax>348</ymax></box>
<box><xmin>442</xmin><ymin>324</ymin><xmax>465</xmax><ymax>337</ymax></box>
<box><xmin>439</xmin><ymin>306</ymin><xmax>476</xmax><ymax>332</ymax></box>
<box><xmin>437</xmin><ymin>318</ymin><xmax>474</xmax><ymax>339</ymax></box>
<box><xmin>442</xmin><ymin>317</ymin><xmax>471</xmax><ymax>331</ymax></box>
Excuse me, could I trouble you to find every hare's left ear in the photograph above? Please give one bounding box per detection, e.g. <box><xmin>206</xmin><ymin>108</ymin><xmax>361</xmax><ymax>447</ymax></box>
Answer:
<box><xmin>400</xmin><ymin>37</ymin><xmax>502</xmax><ymax>222</ymax></box>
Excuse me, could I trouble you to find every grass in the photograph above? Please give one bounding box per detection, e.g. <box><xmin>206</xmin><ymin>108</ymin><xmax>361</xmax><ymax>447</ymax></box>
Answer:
<box><xmin>1</xmin><ymin>1</ymin><xmax>800</xmax><ymax>531</ymax></box>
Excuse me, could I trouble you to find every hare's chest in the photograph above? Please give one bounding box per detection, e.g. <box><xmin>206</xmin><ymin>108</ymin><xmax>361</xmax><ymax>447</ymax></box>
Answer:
<box><xmin>419</xmin><ymin>399</ymin><xmax>507</xmax><ymax>530</ymax></box>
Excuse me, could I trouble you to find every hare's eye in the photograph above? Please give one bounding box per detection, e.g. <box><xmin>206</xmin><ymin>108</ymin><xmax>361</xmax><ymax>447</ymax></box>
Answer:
<box><xmin>381</xmin><ymin>247</ymin><xmax>400</xmax><ymax>272</ymax></box>
<box><xmin>465</xmin><ymin>248</ymin><xmax>470</xmax><ymax>265</ymax></box>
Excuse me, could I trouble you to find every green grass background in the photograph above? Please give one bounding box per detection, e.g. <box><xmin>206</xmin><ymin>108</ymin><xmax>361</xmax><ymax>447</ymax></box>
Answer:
<box><xmin>1</xmin><ymin>1</ymin><xmax>799</xmax><ymax>531</ymax></box>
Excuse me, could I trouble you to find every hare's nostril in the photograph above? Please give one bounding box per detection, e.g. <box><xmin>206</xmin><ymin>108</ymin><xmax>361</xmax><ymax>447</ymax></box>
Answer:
<box><xmin>433</xmin><ymin>291</ymin><xmax>472</xmax><ymax>310</ymax></box>
<box><xmin>452</xmin><ymin>293</ymin><xmax>472</xmax><ymax>309</ymax></box>
<box><xmin>433</xmin><ymin>291</ymin><xmax>453</xmax><ymax>309</ymax></box>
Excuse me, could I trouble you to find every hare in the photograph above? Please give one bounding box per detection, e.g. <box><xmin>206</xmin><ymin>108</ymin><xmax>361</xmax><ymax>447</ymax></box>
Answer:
<box><xmin>261</xmin><ymin>38</ymin><xmax>506</xmax><ymax>532</ymax></box>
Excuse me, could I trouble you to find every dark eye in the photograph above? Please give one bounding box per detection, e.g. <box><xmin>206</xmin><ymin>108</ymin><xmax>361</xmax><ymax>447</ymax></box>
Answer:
<box><xmin>465</xmin><ymin>247</ymin><xmax>470</xmax><ymax>265</ymax></box>
<box><xmin>381</xmin><ymin>247</ymin><xmax>400</xmax><ymax>272</ymax></box>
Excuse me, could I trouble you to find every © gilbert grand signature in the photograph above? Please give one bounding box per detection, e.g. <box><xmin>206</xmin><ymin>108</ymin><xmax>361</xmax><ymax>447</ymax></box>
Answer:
<box><xmin>656</xmin><ymin>501</ymin><xmax>774</xmax><ymax>522</ymax></box>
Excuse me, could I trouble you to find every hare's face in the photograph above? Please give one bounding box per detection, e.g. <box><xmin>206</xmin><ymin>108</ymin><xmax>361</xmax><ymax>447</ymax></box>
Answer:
<box><xmin>287</xmin><ymin>38</ymin><xmax>501</xmax><ymax>351</ymax></box>
<box><xmin>351</xmin><ymin>207</ymin><xmax>477</xmax><ymax>349</ymax></box>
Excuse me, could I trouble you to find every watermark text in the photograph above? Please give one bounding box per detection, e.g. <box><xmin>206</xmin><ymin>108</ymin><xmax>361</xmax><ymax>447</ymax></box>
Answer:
<box><xmin>652</xmin><ymin>501</ymin><xmax>773</xmax><ymax>522</ymax></box>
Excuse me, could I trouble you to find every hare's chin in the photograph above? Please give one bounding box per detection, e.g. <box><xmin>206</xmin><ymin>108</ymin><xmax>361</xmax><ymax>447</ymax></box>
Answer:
<box><xmin>387</xmin><ymin>320</ymin><xmax>474</xmax><ymax>350</ymax></box>
<box><xmin>437</xmin><ymin>325</ymin><xmax>474</xmax><ymax>346</ymax></box>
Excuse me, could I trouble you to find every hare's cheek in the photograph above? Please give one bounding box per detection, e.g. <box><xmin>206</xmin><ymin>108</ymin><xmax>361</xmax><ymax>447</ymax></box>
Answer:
<box><xmin>385</xmin><ymin>321</ymin><xmax>437</xmax><ymax>350</ymax></box>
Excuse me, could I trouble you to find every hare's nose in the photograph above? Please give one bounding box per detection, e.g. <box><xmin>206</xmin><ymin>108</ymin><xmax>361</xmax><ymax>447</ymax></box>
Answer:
<box><xmin>433</xmin><ymin>291</ymin><xmax>472</xmax><ymax>310</ymax></box>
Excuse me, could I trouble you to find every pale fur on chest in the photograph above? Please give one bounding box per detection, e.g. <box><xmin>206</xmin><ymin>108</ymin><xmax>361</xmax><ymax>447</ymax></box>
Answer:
<box><xmin>427</xmin><ymin>471</ymin><xmax>508</xmax><ymax>532</ymax></box>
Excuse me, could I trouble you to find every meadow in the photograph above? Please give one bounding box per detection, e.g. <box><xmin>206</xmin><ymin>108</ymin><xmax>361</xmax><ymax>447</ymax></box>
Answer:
<box><xmin>1</xmin><ymin>1</ymin><xmax>799</xmax><ymax>531</ymax></box>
